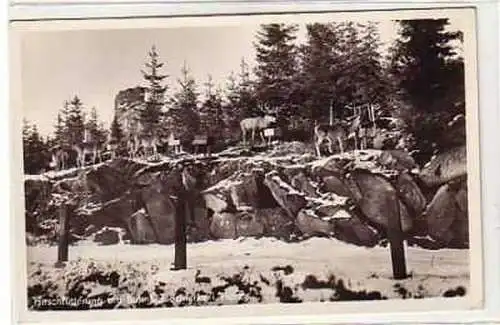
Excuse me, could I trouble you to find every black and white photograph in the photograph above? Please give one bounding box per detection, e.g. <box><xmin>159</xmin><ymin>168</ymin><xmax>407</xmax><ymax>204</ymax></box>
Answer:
<box><xmin>11</xmin><ymin>7</ymin><xmax>483</xmax><ymax>322</ymax></box>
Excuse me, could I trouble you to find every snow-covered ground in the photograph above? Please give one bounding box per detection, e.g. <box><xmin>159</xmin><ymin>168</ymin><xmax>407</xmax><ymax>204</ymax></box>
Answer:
<box><xmin>27</xmin><ymin>237</ymin><xmax>469</xmax><ymax>305</ymax></box>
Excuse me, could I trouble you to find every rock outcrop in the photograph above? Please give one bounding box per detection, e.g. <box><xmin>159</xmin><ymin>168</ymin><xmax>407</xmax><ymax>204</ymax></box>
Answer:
<box><xmin>24</xmin><ymin>145</ymin><xmax>469</xmax><ymax>249</ymax></box>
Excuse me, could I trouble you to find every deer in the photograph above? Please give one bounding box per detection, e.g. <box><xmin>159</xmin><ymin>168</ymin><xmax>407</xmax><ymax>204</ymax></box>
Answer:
<box><xmin>49</xmin><ymin>145</ymin><xmax>70</xmax><ymax>171</ymax></box>
<box><xmin>168</xmin><ymin>133</ymin><xmax>182</xmax><ymax>155</ymax></box>
<box><xmin>127</xmin><ymin>122</ymin><xmax>161</xmax><ymax>161</ymax></box>
<box><xmin>73</xmin><ymin>129</ymin><xmax>103</xmax><ymax>168</ymax></box>
<box><xmin>105</xmin><ymin>135</ymin><xmax>120</xmax><ymax>160</ymax></box>
<box><xmin>138</xmin><ymin>133</ymin><xmax>160</xmax><ymax>160</ymax></box>
<box><xmin>240</xmin><ymin>106</ymin><xmax>277</xmax><ymax>146</ymax></box>
<box><xmin>313</xmin><ymin>120</ymin><xmax>348</xmax><ymax>158</ymax></box>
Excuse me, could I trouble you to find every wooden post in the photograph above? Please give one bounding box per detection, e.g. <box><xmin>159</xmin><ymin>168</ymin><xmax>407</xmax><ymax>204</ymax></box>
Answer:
<box><xmin>56</xmin><ymin>202</ymin><xmax>71</xmax><ymax>267</ymax></box>
<box><xmin>387</xmin><ymin>194</ymin><xmax>407</xmax><ymax>279</ymax></box>
<box><xmin>329</xmin><ymin>101</ymin><xmax>334</xmax><ymax>126</ymax></box>
<box><xmin>173</xmin><ymin>193</ymin><xmax>187</xmax><ymax>270</ymax></box>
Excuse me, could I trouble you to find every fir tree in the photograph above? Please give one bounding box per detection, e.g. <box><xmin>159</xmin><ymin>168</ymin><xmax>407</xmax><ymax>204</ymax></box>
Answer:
<box><xmin>85</xmin><ymin>107</ymin><xmax>107</xmax><ymax>145</ymax></box>
<box><xmin>110</xmin><ymin>115</ymin><xmax>124</xmax><ymax>143</ymax></box>
<box><xmin>23</xmin><ymin>120</ymin><xmax>49</xmax><ymax>174</ymax></box>
<box><xmin>167</xmin><ymin>62</ymin><xmax>200</xmax><ymax>142</ymax></box>
<box><xmin>254</xmin><ymin>23</ymin><xmax>300</xmax><ymax>115</ymax></box>
<box><xmin>141</xmin><ymin>45</ymin><xmax>167</xmax><ymax>136</ymax></box>
<box><xmin>66</xmin><ymin>96</ymin><xmax>85</xmax><ymax>145</ymax></box>
<box><xmin>199</xmin><ymin>75</ymin><xmax>224</xmax><ymax>140</ymax></box>
<box><xmin>53</xmin><ymin>113</ymin><xmax>66</xmax><ymax>146</ymax></box>
<box><xmin>299</xmin><ymin>22</ymin><xmax>342</xmax><ymax>121</ymax></box>
<box><xmin>389</xmin><ymin>19</ymin><xmax>465</xmax><ymax>164</ymax></box>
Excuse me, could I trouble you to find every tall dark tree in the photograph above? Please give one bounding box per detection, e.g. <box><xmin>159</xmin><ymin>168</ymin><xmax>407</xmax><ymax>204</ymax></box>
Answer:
<box><xmin>389</xmin><ymin>19</ymin><xmax>465</xmax><ymax>163</ymax></box>
<box><xmin>65</xmin><ymin>96</ymin><xmax>85</xmax><ymax>145</ymax></box>
<box><xmin>85</xmin><ymin>107</ymin><xmax>107</xmax><ymax>145</ymax></box>
<box><xmin>198</xmin><ymin>75</ymin><xmax>224</xmax><ymax>139</ymax></box>
<box><xmin>355</xmin><ymin>22</ymin><xmax>392</xmax><ymax>109</ymax></box>
<box><xmin>53</xmin><ymin>113</ymin><xmax>66</xmax><ymax>146</ymax></box>
<box><xmin>167</xmin><ymin>62</ymin><xmax>200</xmax><ymax>142</ymax></box>
<box><xmin>110</xmin><ymin>115</ymin><xmax>124</xmax><ymax>143</ymax></box>
<box><xmin>254</xmin><ymin>23</ymin><xmax>300</xmax><ymax>115</ymax></box>
<box><xmin>299</xmin><ymin>22</ymin><xmax>341</xmax><ymax>121</ymax></box>
<box><xmin>23</xmin><ymin>120</ymin><xmax>49</xmax><ymax>174</ymax></box>
<box><xmin>141</xmin><ymin>45</ymin><xmax>167</xmax><ymax>136</ymax></box>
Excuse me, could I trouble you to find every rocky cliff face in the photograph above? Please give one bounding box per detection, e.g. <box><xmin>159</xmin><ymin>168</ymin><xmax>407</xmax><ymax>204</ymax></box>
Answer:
<box><xmin>114</xmin><ymin>86</ymin><xmax>147</xmax><ymax>138</ymax></box>
<box><xmin>24</xmin><ymin>143</ymin><xmax>469</xmax><ymax>249</ymax></box>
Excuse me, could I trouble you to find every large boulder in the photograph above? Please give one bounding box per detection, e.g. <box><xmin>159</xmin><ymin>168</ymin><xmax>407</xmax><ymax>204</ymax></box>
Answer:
<box><xmin>139</xmin><ymin>177</ymin><xmax>177</xmax><ymax>244</ymax></box>
<box><xmin>257</xmin><ymin>208</ymin><xmax>295</xmax><ymax>239</ymax></box>
<box><xmin>419</xmin><ymin>145</ymin><xmax>467</xmax><ymax>187</ymax></box>
<box><xmin>93</xmin><ymin>227</ymin><xmax>123</xmax><ymax>245</ymax></box>
<box><xmin>320</xmin><ymin>175</ymin><xmax>352</xmax><ymax>197</ymax></box>
<box><xmin>423</xmin><ymin>183</ymin><xmax>464</xmax><ymax>246</ymax></box>
<box><xmin>202</xmin><ymin>178</ymin><xmax>237</xmax><ymax>213</ymax></box>
<box><xmin>349</xmin><ymin>170</ymin><xmax>413</xmax><ymax>233</ymax></box>
<box><xmin>378</xmin><ymin>150</ymin><xmax>418</xmax><ymax>172</ymax></box>
<box><xmin>229</xmin><ymin>173</ymin><xmax>260</xmax><ymax>209</ymax></box>
<box><xmin>86</xmin><ymin>192</ymin><xmax>138</xmax><ymax>229</ymax></box>
<box><xmin>235</xmin><ymin>210</ymin><xmax>265</xmax><ymax>237</ymax></box>
<box><xmin>210</xmin><ymin>212</ymin><xmax>237</xmax><ymax>239</ymax></box>
<box><xmin>296</xmin><ymin>209</ymin><xmax>334</xmax><ymax>237</ymax></box>
<box><xmin>263</xmin><ymin>171</ymin><xmax>307</xmax><ymax>218</ymax></box>
<box><xmin>127</xmin><ymin>209</ymin><xmax>157</xmax><ymax>244</ymax></box>
<box><xmin>332</xmin><ymin>212</ymin><xmax>380</xmax><ymax>247</ymax></box>
<box><xmin>395</xmin><ymin>172</ymin><xmax>427</xmax><ymax>217</ymax></box>
<box><xmin>290</xmin><ymin>171</ymin><xmax>319</xmax><ymax>197</ymax></box>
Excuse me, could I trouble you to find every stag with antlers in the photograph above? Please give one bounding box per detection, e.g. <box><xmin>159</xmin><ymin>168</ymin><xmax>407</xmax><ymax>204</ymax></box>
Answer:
<box><xmin>240</xmin><ymin>105</ymin><xmax>277</xmax><ymax>146</ymax></box>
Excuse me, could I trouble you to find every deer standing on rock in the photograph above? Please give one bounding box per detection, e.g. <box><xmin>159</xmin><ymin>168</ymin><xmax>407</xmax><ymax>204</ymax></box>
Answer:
<box><xmin>49</xmin><ymin>145</ymin><xmax>70</xmax><ymax>171</ymax></box>
<box><xmin>240</xmin><ymin>111</ymin><xmax>277</xmax><ymax>146</ymax></box>
<box><xmin>73</xmin><ymin>129</ymin><xmax>103</xmax><ymax>168</ymax></box>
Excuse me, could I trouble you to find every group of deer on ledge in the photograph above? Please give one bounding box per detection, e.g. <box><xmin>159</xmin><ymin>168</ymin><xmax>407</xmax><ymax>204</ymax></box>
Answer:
<box><xmin>48</xmin><ymin>103</ymin><xmax>398</xmax><ymax>172</ymax></box>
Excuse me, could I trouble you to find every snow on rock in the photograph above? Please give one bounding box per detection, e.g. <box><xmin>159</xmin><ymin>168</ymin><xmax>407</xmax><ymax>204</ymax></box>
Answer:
<box><xmin>296</xmin><ymin>209</ymin><xmax>334</xmax><ymax>237</ymax></box>
<box><xmin>263</xmin><ymin>171</ymin><xmax>307</xmax><ymax>218</ymax></box>
<box><xmin>418</xmin><ymin>145</ymin><xmax>467</xmax><ymax>187</ymax></box>
<box><xmin>93</xmin><ymin>227</ymin><xmax>125</xmax><ymax>245</ymax></box>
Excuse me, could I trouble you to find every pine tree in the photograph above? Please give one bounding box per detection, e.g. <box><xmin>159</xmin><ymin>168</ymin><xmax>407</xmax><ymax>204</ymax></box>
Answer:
<box><xmin>66</xmin><ymin>96</ymin><xmax>85</xmax><ymax>145</ymax></box>
<box><xmin>199</xmin><ymin>75</ymin><xmax>224</xmax><ymax>140</ymax></box>
<box><xmin>390</xmin><ymin>19</ymin><xmax>463</xmax><ymax>113</ymax></box>
<box><xmin>389</xmin><ymin>19</ymin><xmax>465</xmax><ymax>164</ymax></box>
<box><xmin>299</xmin><ymin>22</ymin><xmax>342</xmax><ymax>121</ymax></box>
<box><xmin>238</xmin><ymin>58</ymin><xmax>259</xmax><ymax>118</ymax></box>
<box><xmin>85</xmin><ymin>107</ymin><xmax>107</xmax><ymax>145</ymax></box>
<box><xmin>254</xmin><ymin>23</ymin><xmax>299</xmax><ymax>115</ymax></box>
<box><xmin>53</xmin><ymin>113</ymin><xmax>66</xmax><ymax>146</ymax></box>
<box><xmin>141</xmin><ymin>45</ymin><xmax>167</xmax><ymax>136</ymax></box>
<box><xmin>167</xmin><ymin>62</ymin><xmax>200</xmax><ymax>142</ymax></box>
<box><xmin>23</xmin><ymin>120</ymin><xmax>48</xmax><ymax>174</ymax></box>
<box><xmin>110</xmin><ymin>115</ymin><xmax>124</xmax><ymax>143</ymax></box>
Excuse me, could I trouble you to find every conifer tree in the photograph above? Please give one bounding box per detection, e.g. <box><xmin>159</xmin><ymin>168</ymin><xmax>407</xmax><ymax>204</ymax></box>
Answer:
<box><xmin>199</xmin><ymin>75</ymin><xmax>224</xmax><ymax>140</ymax></box>
<box><xmin>85</xmin><ymin>107</ymin><xmax>107</xmax><ymax>145</ymax></box>
<box><xmin>254</xmin><ymin>23</ymin><xmax>299</xmax><ymax>115</ymax></box>
<box><xmin>53</xmin><ymin>113</ymin><xmax>66</xmax><ymax>146</ymax></box>
<box><xmin>66</xmin><ymin>96</ymin><xmax>85</xmax><ymax>145</ymax></box>
<box><xmin>141</xmin><ymin>45</ymin><xmax>167</xmax><ymax>136</ymax></box>
<box><xmin>168</xmin><ymin>62</ymin><xmax>200</xmax><ymax>141</ymax></box>
<box><xmin>110</xmin><ymin>115</ymin><xmax>124</xmax><ymax>143</ymax></box>
<box><xmin>389</xmin><ymin>19</ymin><xmax>464</xmax><ymax>163</ymax></box>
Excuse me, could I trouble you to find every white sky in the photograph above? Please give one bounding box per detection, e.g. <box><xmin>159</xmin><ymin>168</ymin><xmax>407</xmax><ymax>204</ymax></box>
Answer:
<box><xmin>19</xmin><ymin>18</ymin><xmax>463</xmax><ymax>137</ymax></box>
